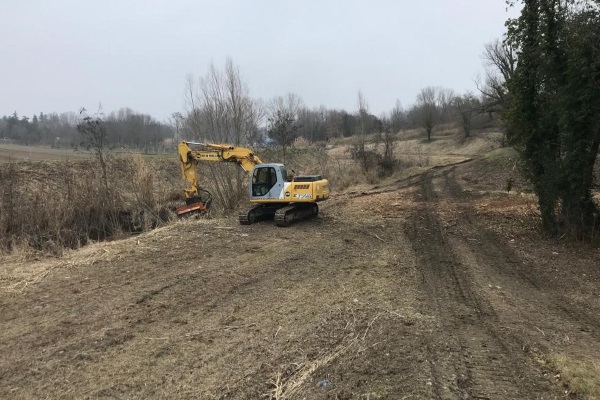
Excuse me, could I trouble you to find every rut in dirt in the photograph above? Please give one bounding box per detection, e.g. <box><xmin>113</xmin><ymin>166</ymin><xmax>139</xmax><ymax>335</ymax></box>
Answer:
<box><xmin>403</xmin><ymin>170</ymin><xmax>561</xmax><ymax>400</ymax></box>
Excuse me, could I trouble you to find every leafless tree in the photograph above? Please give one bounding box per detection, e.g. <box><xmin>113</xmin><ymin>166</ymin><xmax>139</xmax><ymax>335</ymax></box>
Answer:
<box><xmin>185</xmin><ymin>58</ymin><xmax>262</xmax><ymax>145</ymax></box>
<box><xmin>376</xmin><ymin>128</ymin><xmax>397</xmax><ymax>177</ymax></box>
<box><xmin>77</xmin><ymin>107</ymin><xmax>109</xmax><ymax>190</ymax></box>
<box><xmin>388</xmin><ymin>99</ymin><xmax>406</xmax><ymax>133</ymax></box>
<box><xmin>296</xmin><ymin>105</ymin><xmax>328</xmax><ymax>142</ymax></box>
<box><xmin>357</xmin><ymin>90</ymin><xmax>369</xmax><ymax>136</ymax></box>
<box><xmin>268</xmin><ymin>93</ymin><xmax>304</xmax><ymax>120</ymax></box>
<box><xmin>326</xmin><ymin>110</ymin><xmax>344</xmax><ymax>139</ymax></box>
<box><xmin>169</xmin><ymin>112</ymin><xmax>185</xmax><ymax>143</ymax></box>
<box><xmin>453</xmin><ymin>92</ymin><xmax>480</xmax><ymax>138</ymax></box>
<box><xmin>183</xmin><ymin>58</ymin><xmax>263</xmax><ymax>211</ymax></box>
<box><xmin>437</xmin><ymin>88</ymin><xmax>456</xmax><ymax>124</ymax></box>
<box><xmin>350</xmin><ymin>91</ymin><xmax>377</xmax><ymax>172</ymax></box>
<box><xmin>268</xmin><ymin>111</ymin><xmax>300</xmax><ymax>163</ymax></box>
<box><xmin>477</xmin><ymin>39</ymin><xmax>517</xmax><ymax>116</ymax></box>
<box><xmin>415</xmin><ymin>87</ymin><xmax>440</xmax><ymax>141</ymax></box>
<box><xmin>266</xmin><ymin>93</ymin><xmax>304</xmax><ymax>162</ymax></box>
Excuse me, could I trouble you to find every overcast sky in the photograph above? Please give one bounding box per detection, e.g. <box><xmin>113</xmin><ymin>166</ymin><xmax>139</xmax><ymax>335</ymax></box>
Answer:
<box><xmin>0</xmin><ymin>0</ymin><xmax>519</xmax><ymax>121</ymax></box>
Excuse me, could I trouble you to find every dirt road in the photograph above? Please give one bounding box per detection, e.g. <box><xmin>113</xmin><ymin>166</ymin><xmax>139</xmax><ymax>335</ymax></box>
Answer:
<box><xmin>1</xmin><ymin>160</ymin><xmax>599</xmax><ymax>399</ymax></box>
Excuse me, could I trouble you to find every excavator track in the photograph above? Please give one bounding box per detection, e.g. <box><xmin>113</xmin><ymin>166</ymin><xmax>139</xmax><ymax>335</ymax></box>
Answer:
<box><xmin>238</xmin><ymin>205</ymin><xmax>260</xmax><ymax>225</ymax></box>
<box><xmin>238</xmin><ymin>204</ymin><xmax>277</xmax><ymax>225</ymax></box>
<box><xmin>239</xmin><ymin>203</ymin><xmax>319</xmax><ymax>226</ymax></box>
<box><xmin>274</xmin><ymin>203</ymin><xmax>318</xmax><ymax>227</ymax></box>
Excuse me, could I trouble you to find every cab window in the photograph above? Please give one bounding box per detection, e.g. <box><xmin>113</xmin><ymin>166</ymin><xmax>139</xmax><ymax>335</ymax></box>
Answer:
<box><xmin>281</xmin><ymin>166</ymin><xmax>291</xmax><ymax>182</ymax></box>
<box><xmin>252</xmin><ymin>167</ymin><xmax>277</xmax><ymax>196</ymax></box>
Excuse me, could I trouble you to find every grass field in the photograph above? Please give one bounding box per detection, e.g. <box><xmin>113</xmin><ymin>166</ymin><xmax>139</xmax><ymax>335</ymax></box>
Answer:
<box><xmin>0</xmin><ymin>144</ymin><xmax>89</xmax><ymax>162</ymax></box>
<box><xmin>0</xmin><ymin>144</ymin><xmax>177</xmax><ymax>163</ymax></box>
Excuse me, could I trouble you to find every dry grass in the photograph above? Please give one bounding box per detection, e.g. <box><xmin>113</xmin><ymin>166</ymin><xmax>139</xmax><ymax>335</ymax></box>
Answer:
<box><xmin>0</xmin><ymin>155</ymin><xmax>181</xmax><ymax>254</ymax></box>
<box><xmin>545</xmin><ymin>353</ymin><xmax>600</xmax><ymax>398</ymax></box>
<box><xmin>0</xmin><ymin>221</ymin><xmax>185</xmax><ymax>293</ymax></box>
<box><xmin>325</xmin><ymin>130</ymin><xmax>490</xmax><ymax>191</ymax></box>
<box><xmin>328</xmin><ymin>131</ymin><xmax>383</xmax><ymax>147</ymax></box>
<box><xmin>267</xmin><ymin>337</ymin><xmax>358</xmax><ymax>399</ymax></box>
<box><xmin>280</xmin><ymin>130</ymin><xmax>508</xmax><ymax>195</ymax></box>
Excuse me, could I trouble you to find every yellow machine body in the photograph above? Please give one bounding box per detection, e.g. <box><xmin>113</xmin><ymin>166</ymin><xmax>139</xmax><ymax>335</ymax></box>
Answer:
<box><xmin>177</xmin><ymin>141</ymin><xmax>329</xmax><ymax>225</ymax></box>
<box><xmin>246</xmin><ymin>163</ymin><xmax>329</xmax><ymax>203</ymax></box>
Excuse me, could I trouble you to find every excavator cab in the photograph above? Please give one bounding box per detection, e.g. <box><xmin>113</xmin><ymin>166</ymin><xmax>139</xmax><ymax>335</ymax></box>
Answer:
<box><xmin>250</xmin><ymin>164</ymin><xmax>287</xmax><ymax>199</ymax></box>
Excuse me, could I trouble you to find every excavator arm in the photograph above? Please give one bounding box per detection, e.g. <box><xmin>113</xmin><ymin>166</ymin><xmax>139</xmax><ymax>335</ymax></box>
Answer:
<box><xmin>178</xmin><ymin>141</ymin><xmax>263</xmax><ymax>174</ymax></box>
<box><xmin>177</xmin><ymin>141</ymin><xmax>263</xmax><ymax>215</ymax></box>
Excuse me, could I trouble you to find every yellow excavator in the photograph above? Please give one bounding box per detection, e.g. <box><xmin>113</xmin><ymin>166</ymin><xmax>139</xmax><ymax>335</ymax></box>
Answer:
<box><xmin>177</xmin><ymin>141</ymin><xmax>329</xmax><ymax>226</ymax></box>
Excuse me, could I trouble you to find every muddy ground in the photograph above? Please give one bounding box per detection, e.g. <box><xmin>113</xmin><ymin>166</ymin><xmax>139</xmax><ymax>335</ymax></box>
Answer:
<box><xmin>1</xmin><ymin>140</ymin><xmax>600</xmax><ymax>399</ymax></box>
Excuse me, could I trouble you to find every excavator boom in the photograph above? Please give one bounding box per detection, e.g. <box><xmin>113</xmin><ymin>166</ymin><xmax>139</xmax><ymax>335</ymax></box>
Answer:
<box><xmin>178</xmin><ymin>141</ymin><xmax>263</xmax><ymax>173</ymax></box>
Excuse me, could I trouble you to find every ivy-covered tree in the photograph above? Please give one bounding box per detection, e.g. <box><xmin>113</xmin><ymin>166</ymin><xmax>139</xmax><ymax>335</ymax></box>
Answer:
<box><xmin>504</xmin><ymin>0</ymin><xmax>600</xmax><ymax>238</ymax></box>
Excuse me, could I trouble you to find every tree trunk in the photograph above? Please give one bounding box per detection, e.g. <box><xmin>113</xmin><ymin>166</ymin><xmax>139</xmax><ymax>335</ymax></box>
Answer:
<box><xmin>561</xmin><ymin>139</ymin><xmax>600</xmax><ymax>238</ymax></box>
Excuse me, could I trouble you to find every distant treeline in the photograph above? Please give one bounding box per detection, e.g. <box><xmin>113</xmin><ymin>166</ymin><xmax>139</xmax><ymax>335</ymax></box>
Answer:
<box><xmin>1</xmin><ymin>78</ymin><xmax>500</xmax><ymax>151</ymax></box>
<box><xmin>0</xmin><ymin>108</ymin><xmax>175</xmax><ymax>150</ymax></box>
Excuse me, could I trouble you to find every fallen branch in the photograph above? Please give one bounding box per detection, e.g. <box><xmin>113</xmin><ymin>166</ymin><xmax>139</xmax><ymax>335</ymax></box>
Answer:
<box><xmin>362</xmin><ymin>313</ymin><xmax>382</xmax><ymax>340</ymax></box>
<box><xmin>268</xmin><ymin>336</ymin><xmax>358</xmax><ymax>399</ymax></box>
<box><xmin>185</xmin><ymin>323</ymin><xmax>256</xmax><ymax>337</ymax></box>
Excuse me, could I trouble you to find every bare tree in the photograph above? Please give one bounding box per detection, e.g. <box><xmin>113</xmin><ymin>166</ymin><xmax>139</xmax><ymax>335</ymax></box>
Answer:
<box><xmin>265</xmin><ymin>93</ymin><xmax>304</xmax><ymax>161</ymax></box>
<box><xmin>170</xmin><ymin>112</ymin><xmax>185</xmax><ymax>143</ymax></box>
<box><xmin>453</xmin><ymin>93</ymin><xmax>480</xmax><ymax>138</ymax></box>
<box><xmin>350</xmin><ymin>91</ymin><xmax>376</xmax><ymax>172</ymax></box>
<box><xmin>185</xmin><ymin>58</ymin><xmax>262</xmax><ymax>145</ymax></box>
<box><xmin>477</xmin><ymin>39</ymin><xmax>517</xmax><ymax>116</ymax></box>
<box><xmin>415</xmin><ymin>87</ymin><xmax>440</xmax><ymax>141</ymax></box>
<box><xmin>357</xmin><ymin>90</ymin><xmax>369</xmax><ymax>136</ymax></box>
<box><xmin>183</xmin><ymin>58</ymin><xmax>263</xmax><ymax>211</ymax></box>
<box><xmin>388</xmin><ymin>99</ymin><xmax>406</xmax><ymax>133</ymax></box>
<box><xmin>224</xmin><ymin>59</ymin><xmax>262</xmax><ymax>145</ymax></box>
<box><xmin>437</xmin><ymin>88</ymin><xmax>456</xmax><ymax>124</ymax></box>
<box><xmin>268</xmin><ymin>93</ymin><xmax>304</xmax><ymax>120</ymax></box>
<box><xmin>376</xmin><ymin>128</ymin><xmax>397</xmax><ymax>177</ymax></box>
<box><xmin>268</xmin><ymin>111</ymin><xmax>300</xmax><ymax>163</ymax></box>
<box><xmin>77</xmin><ymin>107</ymin><xmax>109</xmax><ymax>190</ymax></box>
<box><xmin>296</xmin><ymin>105</ymin><xmax>328</xmax><ymax>142</ymax></box>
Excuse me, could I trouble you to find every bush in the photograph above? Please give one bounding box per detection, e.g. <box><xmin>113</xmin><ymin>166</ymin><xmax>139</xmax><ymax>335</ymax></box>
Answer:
<box><xmin>348</xmin><ymin>131</ymin><xmax>398</xmax><ymax>179</ymax></box>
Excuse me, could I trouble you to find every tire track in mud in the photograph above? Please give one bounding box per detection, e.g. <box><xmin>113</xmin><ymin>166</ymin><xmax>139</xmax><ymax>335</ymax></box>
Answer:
<box><xmin>439</xmin><ymin>169</ymin><xmax>600</xmax><ymax>356</ymax></box>
<box><xmin>404</xmin><ymin>171</ymin><xmax>557</xmax><ymax>400</ymax></box>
